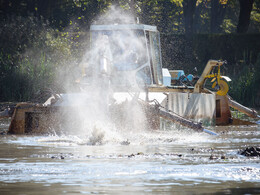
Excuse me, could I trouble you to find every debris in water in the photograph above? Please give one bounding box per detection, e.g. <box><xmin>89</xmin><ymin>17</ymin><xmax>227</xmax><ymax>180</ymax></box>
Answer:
<box><xmin>128</xmin><ymin>154</ymin><xmax>135</xmax><ymax>158</ymax></box>
<box><xmin>0</xmin><ymin>131</ymin><xmax>7</xmax><ymax>135</ymax></box>
<box><xmin>209</xmin><ymin>154</ymin><xmax>217</xmax><ymax>160</ymax></box>
<box><xmin>120</xmin><ymin>140</ymin><xmax>130</xmax><ymax>145</ymax></box>
<box><xmin>239</xmin><ymin>147</ymin><xmax>260</xmax><ymax>157</ymax></box>
<box><xmin>49</xmin><ymin>153</ymin><xmax>73</xmax><ymax>159</ymax></box>
<box><xmin>221</xmin><ymin>155</ymin><xmax>226</xmax><ymax>160</ymax></box>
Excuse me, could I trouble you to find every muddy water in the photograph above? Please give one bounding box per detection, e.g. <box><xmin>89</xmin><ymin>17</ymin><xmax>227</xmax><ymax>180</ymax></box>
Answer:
<box><xmin>0</xmin><ymin>118</ymin><xmax>260</xmax><ymax>194</ymax></box>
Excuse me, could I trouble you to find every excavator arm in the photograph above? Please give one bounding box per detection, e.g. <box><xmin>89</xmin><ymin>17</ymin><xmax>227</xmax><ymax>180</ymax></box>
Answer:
<box><xmin>194</xmin><ymin>60</ymin><xmax>226</xmax><ymax>94</ymax></box>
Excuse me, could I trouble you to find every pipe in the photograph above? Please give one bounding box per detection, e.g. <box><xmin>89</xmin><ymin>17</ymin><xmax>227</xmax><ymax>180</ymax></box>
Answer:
<box><xmin>228</xmin><ymin>97</ymin><xmax>258</xmax><ymax>118</ymax></box>
<box><xmin>158</xmin><ymin>106</ymin><xmax>218</xmax><ymax>136</ymax></box>
<box><xmin>202</xmin><ymin>128</ymin><xmax>218</xmax><ymax>136</ymax></box>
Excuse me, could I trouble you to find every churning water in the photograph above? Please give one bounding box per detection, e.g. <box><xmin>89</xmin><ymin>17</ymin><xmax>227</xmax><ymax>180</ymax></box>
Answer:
<box><xmin>0</xmin><ymin>118</ymin><xmax>260</xmax><ymax>194</ymax></box>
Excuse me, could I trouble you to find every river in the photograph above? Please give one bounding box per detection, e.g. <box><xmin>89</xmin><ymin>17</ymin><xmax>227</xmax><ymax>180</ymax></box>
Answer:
<box><xmin>0</xmin><ymin>118</ymin><xmax>259</xmax><ymax>194</ymax></box>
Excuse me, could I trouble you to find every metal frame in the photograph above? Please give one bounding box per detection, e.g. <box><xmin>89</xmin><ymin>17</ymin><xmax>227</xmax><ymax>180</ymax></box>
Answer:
<box><xmin>90</xmin><ymin>24</ymin><xmax>157</xmax><ymax>32</ymax></box>
<box><xmin>90</xmin><ymin>24</ymin><xmax>160</xmax><ymax>87</ymax></box>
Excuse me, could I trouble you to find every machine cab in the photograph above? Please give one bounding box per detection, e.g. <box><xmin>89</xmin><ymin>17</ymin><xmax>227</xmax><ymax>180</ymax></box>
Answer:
<box><xmin>86</xmin><ymin>24</ymin><xmax>163</xmax><ymax>90</ymax></box>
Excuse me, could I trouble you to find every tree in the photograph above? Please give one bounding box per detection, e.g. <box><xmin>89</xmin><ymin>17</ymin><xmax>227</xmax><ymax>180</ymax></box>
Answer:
<box><xmin>237</xmin><ymin>0</ymin><xmax>254</xmax><ymax>33</ymax></box>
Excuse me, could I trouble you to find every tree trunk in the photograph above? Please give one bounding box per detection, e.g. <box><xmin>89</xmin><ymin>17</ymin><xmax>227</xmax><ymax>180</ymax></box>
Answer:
<box><xmin>183</xmin><ymin>0</ymin><xmax>197</xmax><ymax>36</ymax></box>
<box><xmin>237</xmin><ymin>0</ymin><xmax>254</xmax><ymax>33</ymax></box>
<box><xmin>210</xmin><ymin>0</ymin><xmax>227</xmax><ymax>33</ymax></box>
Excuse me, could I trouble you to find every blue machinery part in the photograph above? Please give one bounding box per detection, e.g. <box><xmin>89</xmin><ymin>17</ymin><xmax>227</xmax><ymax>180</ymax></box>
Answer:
<box><xmin>203</xmin><ymin>129</ymin><xmax>218</xmax><ymax>136</ymax></box>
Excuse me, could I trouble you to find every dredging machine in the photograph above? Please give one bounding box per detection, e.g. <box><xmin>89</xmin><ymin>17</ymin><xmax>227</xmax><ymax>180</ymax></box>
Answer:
<box><xmin>1</xmin><ymin>23</ymin><xmax>259</xmax><ymax>134</ymax></box>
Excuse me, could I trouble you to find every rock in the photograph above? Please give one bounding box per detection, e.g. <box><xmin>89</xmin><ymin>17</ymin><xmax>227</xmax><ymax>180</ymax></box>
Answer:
<box><xmin>121</xmin><ymin>140</ymin><xmax>130</xmax><ymax>145</ymax></box>
<box><xmin>0</xmin><ymin>131</ymin><xmax>7</xmax><ymax>135</ymax></box>
<box><xmin>209</xmin><ymin>154</ymin><xmax>217</xmax><ymax>160</ymax></box>
<box><xmin>239</xmin><ymin>147</ymin><xmax>260</xmax><ymax>157</ymax></box>
<box><xmin>128</xmin><ymin>154</ymin><xmax>135</xmax><ymax>158</ymax></box>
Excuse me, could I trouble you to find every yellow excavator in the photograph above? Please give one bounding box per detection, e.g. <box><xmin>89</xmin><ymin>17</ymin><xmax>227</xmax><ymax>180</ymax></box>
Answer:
<box><xmin>194</xmin><ymin>60</ymin><xmax>230</xmax><ymax>96</ymax></box>
<box><xmin>0</xmin><ymin>23</ymin><xmax>259</xmax><ymax>135</ymax></box>
<box><xmin>194</xmin><ymin>60</ymin><xmax>259</xmax><ymax>124</ymax></box>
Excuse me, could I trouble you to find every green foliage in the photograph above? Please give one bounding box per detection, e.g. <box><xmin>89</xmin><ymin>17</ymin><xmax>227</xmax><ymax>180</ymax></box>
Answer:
<box><xmin>0</xmin><ymin>0</ymin><xmax>259</xmax><ymax>34</ymax></box>
<box><xmin>14</xmin><ymin>53</ymin><xmax>55</xmax><ymax>100</ymax></box>
<box><xmin>0</xmin><ymin>0</ymin><xmax>260</xmax><ymax>106</ymax></box>
<box><xmin>228</xmin><ymin>53</ymin><xmax>260</xmax><ymax>107</ymax></box>
<box><xmin>0</xmin><ymin>16</ymin><xmax>75</xmax><ymax>102</ymax></box>
<box><xmin>229</xmin><ymin>64</ymin><xmax>255</xmax><ymax>107</ymax></box>
<box><xmin>250</xmin><ymin>2</ymin><xmax>260</xmax><ymax>32</ymax></box>
<box><xmin>221</xmin><ymin>19</ymin><xmax>236</xmax><ymax>33</ymax></box>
